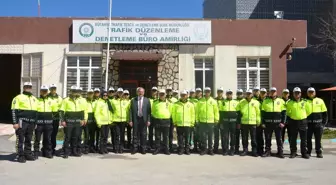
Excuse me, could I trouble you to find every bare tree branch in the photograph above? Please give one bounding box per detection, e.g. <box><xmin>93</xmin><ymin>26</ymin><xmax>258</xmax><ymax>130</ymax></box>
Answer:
<box><xmin>312</xmin><ymin>13</ymin><xmax>336</xmax><ymax>59</ymax></box>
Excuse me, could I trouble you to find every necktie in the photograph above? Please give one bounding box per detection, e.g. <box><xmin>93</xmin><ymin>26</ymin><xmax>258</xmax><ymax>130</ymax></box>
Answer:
<box><xmin>138</xmin><ymin>97</ymin><xmax>143</xmax><ymax>117</ymax></box>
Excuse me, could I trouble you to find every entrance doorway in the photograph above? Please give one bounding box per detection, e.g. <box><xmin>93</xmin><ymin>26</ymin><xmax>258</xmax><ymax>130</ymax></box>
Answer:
<box><xmin>0</xmin><ymin>54</ymin><xmax>22</xmax><ymax>123</ymax></box>
<box><xmin>119</xmin><ymin>61</ymin><xmax>158</xmax><ymax>97</ymax></box>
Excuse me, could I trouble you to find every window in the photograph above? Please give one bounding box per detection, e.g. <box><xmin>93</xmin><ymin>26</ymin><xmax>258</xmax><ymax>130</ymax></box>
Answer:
<box><xmin>21</xmin><ymin>53</ymin><xmax>42</xmax><ymax>96</ymax></box>
<box><xmin>194</xmin><ymin>58</ymin><xmax>214</xmax><ymax>92</ymax></box>
<box><xmin>237</xmin><ymin>58</ymin><xmax>270</xmax><ymax>91</ymax></box>
<box><xmin>65</xmin><ymin>56</ymin><xmax>102</xmax><ymax>96</ymax></box>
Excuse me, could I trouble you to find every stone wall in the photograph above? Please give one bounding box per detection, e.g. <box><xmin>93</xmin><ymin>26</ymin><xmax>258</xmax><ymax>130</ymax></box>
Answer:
<box><xmin>102</xmin><ymin>44</ymin><xmax>179</xmax><ymax>90</ymax></box>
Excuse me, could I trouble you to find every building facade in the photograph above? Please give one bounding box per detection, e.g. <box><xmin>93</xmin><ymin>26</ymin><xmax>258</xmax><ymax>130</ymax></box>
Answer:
<box><xmin>0</xmin><ymin>17</ymin><xmax>306</xmax><ymax>122</ymax></box>
<box><xmin>204</xmin><ymin>0</ymin><xmax>336</xmax><ymax>90</ymax></box>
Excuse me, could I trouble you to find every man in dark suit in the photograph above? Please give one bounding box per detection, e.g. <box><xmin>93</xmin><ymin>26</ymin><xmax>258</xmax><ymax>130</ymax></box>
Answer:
<box><xmin>129</xmin><ymin>87</ymin><xmax>151</xmax><ymax>154</ymax></box>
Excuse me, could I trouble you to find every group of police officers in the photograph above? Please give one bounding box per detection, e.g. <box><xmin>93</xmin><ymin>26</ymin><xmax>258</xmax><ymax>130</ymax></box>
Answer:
<box><xmin>11</xmin><ymin>82</ymin><xmax>327</xmax><ymax>163</ymax></box>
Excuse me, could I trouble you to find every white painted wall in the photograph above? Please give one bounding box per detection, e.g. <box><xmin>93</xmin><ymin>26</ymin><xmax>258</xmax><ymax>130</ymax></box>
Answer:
<box><xmin>179</xmin><ymin>45</ymin><xmax>271</xmax><ymax>95</ymax></box>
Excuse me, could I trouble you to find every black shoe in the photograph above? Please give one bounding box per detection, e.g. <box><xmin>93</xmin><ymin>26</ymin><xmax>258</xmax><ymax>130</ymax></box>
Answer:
<box><xmin>73</xmin><ymin>152</ymin><xmax>81</xmax><ymax>157</ymax></box>
<box><xmin>83</xmin><ymin>149</ymin><xmax>89</xmax><ymax>155</ymax></box>
<box><xmin>99</xmin><ymin>150</ymin><xmax>105</xmax><ymax>155</ymax></box>
<box><xmin>240</xmin><ymin>151</ymin><xmax>248</xmax><ymax>156</ymax></box>
<box><xmin>192</xmin><ymin>148</ymin><xmax>199</xmax><ymax>153</ymax></box>
<box><xmin>262</xmin><ymin>151</ymin><xmax>271</xmax><ymax>157</ymax></box>
<box><xmin>200</xmin><ymin>150</ymin><xmax>207</xmax><ymax>156</ymax></box>
<box><xmin>289</xmin><ymin>153</ymin><xmax>296</xmax><ymax>159</ymax></box>
<box><xmin>234</xmin><ymin>150</ymin><xmax>240</xmax><ymax>155</ymax></box>
<box><xmin>89</xmin><ymin>148</ymin><xmax>96</xmax><ymax>153</ymax></box>
<box><xmin>317</xmin><ymin>153</ymin><xmax>323</xmax><ymax>158</ymax></box>
<box><xmin>228</xmin><ymin>151</ymin><xmax>234</xmax><ymax>156</ymax></box>
<box><xmin>131</xmin><ymin>149</ymin><xmax>137</xmax><ymax>155</ymax></box>
<box><xmin>45</xmin><ymin>153</ymin><xmax>53</xmax><ymax>159</ymax></box>
<box><xmin>164</xmin><ymin>150</ymin><xmax>171</xmax><ymax>155</ymax></box>
<box><xmin>208</xmin><ymin>150</ymin><xmax>214</xmax><ymax>156</ymax></box>
<box><xmin>153</xmin><ymin>149</ymin><xmax>160</xmax><ymax>155</ymax></box>
<box><xmin>63</xmin><ymin>155</ymin><xmax>69</xmax><ymax>159</ymax></box>
<box><xmin>252</xmin><ymin>152</ymin><xmax>258</xmax><ymax>157</ymax></box>
<box><xmin>18</xmin><ymin>156</ymin><xmax>26</xmax><ymax>163</ymax></box>
<box><xmin>25</xmin><ymin>154</ymin><xmax>35</xmax><ymax>161</ymax></box>
<box><xmin>178</xmin><ymin>150</ymin><xmax>184</xmax><ymax>155</ymax></box>
<box><xmin>52</xmin><ymin>149</ymin><xmax>56</xmax><ymax>156</ymax></box>
<box><xmin>258</xmin><ymin>151</ymin><xmax>264</xmax><ymax>157</ymax></box>
<box><xmin>169</xmin><ymin>148</ymin><xmax>174</xmax><ymax>153</ymax></box>
<box><xmin>141</xmin><ymin>149</ymin><xmax>146</xmax><ymax>155</ymax></box>
<box><xmin>302</xmin><ymin>154</ymin><xmax>310</xmax><ymax>159</ymax></box>
<box><xmin>277</xmin><ymin>153</ymin><xmax>285</xmax><ymax>159</ymax></box>
<box><xmin>185</xmin><ymin>149</ymin><xmax>191</xmax><ymax>155</ymax></box>
<box><xmin>213</xmin><ymin>148</ymin><xmax>219</xmax><ymax>154</ymax></box>
<box><xmin>222</xmin><ymin>151</ymin><xmax>228</xmax><ymax>156</ymax></box>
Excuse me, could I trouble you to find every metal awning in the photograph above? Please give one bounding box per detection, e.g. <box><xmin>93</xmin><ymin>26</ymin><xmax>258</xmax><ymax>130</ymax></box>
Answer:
<box><xmin>110</xmin><ymin>52</ymin><xmax>163</xmax><ymax>61</ymax></box>
<box><xmin>320</xmin><ymin>86</ymin><xmax>336</xmax><ymax>91</ymax></box>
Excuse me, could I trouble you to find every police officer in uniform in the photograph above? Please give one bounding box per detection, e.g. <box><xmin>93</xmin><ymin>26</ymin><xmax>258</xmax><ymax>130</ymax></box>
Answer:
<box><xmin>256</xmin><ymin>88</ymin><xmax>267</xmax><ymax>156</ymax></box>
<box><xmin>261</xmin><ymin>87</ymin><xmax>286</xmax><ymax>158</ymax></box>
<box><xmin>111</xmin><ymin>88</ymin><xmax>129</xmax><ymax>153</ymax></box>
<box><xmin>152</xmin><ymin>89</ymin><xmax>172</xmax><ymax>155</ymax></box>
<box><xmin>281</xmin><ymin>89</ymin><xmax>291</xmax><ymax>144</ymax></box>
<box><xmin>59</xmin><ymin>86</ymin><xmax>86</xmax><ymax>158</ymax></box>
<box><xmin>236</xmin><ymin>89</ymin><xmax>260</xmax><ymax>157</ymax></box>
<box><xmin>11</xmin><ymin>82</ymin><xmax>38</xmax><ymax>163</ymax></box>
<box><xmin>172</xmin><ymin>90</ymin><xmax>195</xmax><ymax>155</ymax></box>
<box><xmin>235</xmin><ymin>89</ymin><xmax>244</xmax><ymax>154</ymax></box>
<box><xmin>172</xmin><ymin>90</ymin><xmax>179</xmax><ymax>100</ymax></box>
<box><xmin>94</xmin><ymin>90</ymin><xmax>114</xmax><ymax>154</ymax></box>
<box><xmin>188</xmin><ymin>89</ymin><xmax>199</xmax><ymax>152</ymax></box>
<box><xmin>48</xmin><ymin>84</ymin><xmax>63</xmax><ymax>156</ymax></box>
<box><xmin>286</xmin><ymin>87</ymin><xmax>310</xmax><ymax>159</ymax></box>
<box><xmin>81</xmin><ymin>89</ymin><xmax>95</xmax><ymax>154</ymax></box>
<box><xmin>107</xmin><ymin>87</ymin><xmax>116</xmax><ymax>148</ymax></box>
<box><xmin>91</xmin><ymin>88</ymin><xmax>101</xmax><ymax>152</ymax></box>
<box><xmin>306</xmin><ymin>87</ymin><xmax>328</xmax><ymax>158</ymax></box>
<box><xmin>123</xmin><ymin>90</ymin><xmax>132</xmax><ymax>149</ymax></box>
<box><xmin>196</xmin><ymin>87</ymin><xmax>219</xmax><ymax>155</ymax></box>
<box><xmin>220</xmin><ymin>89</ymin><xmax>239</xmax><ymax>156</ymax></box>
<box><xmin>166</xmin><ymin>87</ymin><xmax>177</xmax><ymax>152</ymax></box>
<box><xmin>214</xmin><ymin>87</ymin><xmax>224</xmax><ymax>153</ymax></box>
<box><xmin>148</xmin><ymin>86</ymin><xmax>158</xmax><ymax>149</ymax></box>
<box><xmin>76</xmin><ymin>87</ymin><xmax>87</xmax><ymax>156</ymax></box>
<box><xmin>34</xmin><ymin>85</ymin><xmax>54</xmax><ymax>159</ymax></box>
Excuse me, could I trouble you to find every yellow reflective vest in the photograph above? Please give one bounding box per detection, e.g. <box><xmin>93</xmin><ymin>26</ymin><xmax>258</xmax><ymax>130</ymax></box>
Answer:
<box><xmin>36</xmin><ymin>97</ymin><xmax>54</xmax><ymax>124</ymax></box>
<box><xmin>111</xmin><ymin>98</ymin><xmax>130</xmax><ymax>122</ymax></box>
<box><xmin>172</xmin><ymin>100</ymin><xmax>195</xmax><ymax>127</ymax></box>
<box><xmin>286</xmin><ymin>99</ymin><xmax>310</xmax><ymax>120</ymax></box>
<box><xmin>261</xmin><ymin>97</ymin><xmax>286</xmax><ymax>123</ymax></box>
<box><xmin>86</xmin><ymin>98</ymin><xmax>96</xmax><ymax>122</ymax></box>
<box><xmin>59</xmin><ymin>97</ymin><xmax>87</xmax><ymax>122</ymax></box>
<box><xmin>236</xmin><ymin>99</ymin><xmax>261</xmax><ymax>125</ymax></box>
<box><xmin>48</xmin><ymin>94</ymin><xmax>63</xmax><ymax>119</ymax></box>
<box><xmin>11</xmin><ymin>93</ymin><xmax>38</xmax><ymax>124</ymax></box>
<box><xmin>94</xmin><ymin>99</ymin><xmax>113</xmax><ymax>127</ymax></box>
<box><xmin>196</xmin><ymin>97</ymin><xmax>219</xmax><ymax>124</ymax></box>
<box><xmin>152</xmin><ymin>99</ymin><xmax>172</xmax><ymax>119</ymax></box>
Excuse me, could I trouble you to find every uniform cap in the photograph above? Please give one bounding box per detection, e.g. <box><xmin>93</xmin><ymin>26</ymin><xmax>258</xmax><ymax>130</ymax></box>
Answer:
<box><xmin>253</xmin><ymin>87</ymin><xmax>260</xmax><ymax>91</ymax></box>
<box><xmin>173</xmin><ymin>89</ymin><xmax>179</xmax><ymax>93</ymax></box>
<box><xmin>23</xmin><ymin>82</ymin><xmax>32</xmax><ymax>86</ymax></box>
<box><xmin>159</xmin><ymin>89</ymin><xmax>166</xmax><ymax>94</ymax></box>
<box><xmin>108</xmin><ymin>87</ymin><xmax>115</xmax><ymax>91</ymax></box>
<box><xmin>117</xmin><ymin>88</ymin><xmax>123</xmax><ymax>92</ymax></box>
<box><xmin>282</xmin><ymin>89</ymin><xmax>289</xmax><ymax>93</ymax></box>
<box><xmin>49</xmin><ymin>84</ymin><xmax>57</xmax><ymax>88</ymax></box>
<box><xmin>217</xmin><ymin>87</ymin><xmax>224</xmax><ymax>91</ymax></box>
<box><xmin>270</xmin><ymin>87</ymin><xmax>277</xmax><ymax>91</ymax></box>
<box><xmin>260</xmin><ymin>88</ymin><xmax>267</xmax><ymax>93</ymax></box>
<box><xmin>94</xmin><ymin>88</ymin><xmax>100</xmax><ymax>92</ymax></box>
<box><xmin>195</xmin><ymin>88</ymin><xmax>202</xmax><ymax>92</ymax></box>
<box><xmin>87</xmin><ymin>89</ymin><xmax>94</xmax><ymax>93</ymax></box>
<box><xmin>246</xmin><ymin>89</ymin><xmax>253</xmax><ymax>94</ymax></box>
<box><xmin>123</xmin><ymin>90</ymin><xmax>129</xmax><ymax>94</ymax></box>
<box><xmin>204</xmin><ymin>87</ymin><xmax>211</xmax><ymax>91</ymax></box>
<box><xmin>180</xmin><ymin>90</ymin><xmax>188</xmax><ymax>95</ymax></box>
<box><xmin>237</xmin><ymin>89</ymin><xmax>243</xmax><ymax>93</ymax></box>
<box><xmin>40</xmin><ymin>85</ymin><xmax>48</xmax><ymax>90</ymax></box>
<box><xmin>307</xmin><ymin>87</ymin><xmax>315</xmax><ymax>92</ymax></box>
<box><xmin>293</xmin><ymin>87</ymin><xmax>301</xmax><ymax>93</ymax></box>
<box><xmin>185</xmin><ymin>90</ymin><xmax>189</xmax><ymax>94</ymax></box>
<box><xmin>226</xmin><ymin>89</ymin><xmax>233</xmax><ymax>93</ymax></box>
<box><xmin>70</xmin><ymin>85</ymin><xmax>77</xmax><ymax>90</ymax></box>
<box><xmin>166</xmin><ymin>87</ymin><xmax>172</xmax><ymax>90</ymax></box>
<box><xmin>151</xmin><ymin>86</ymin><xmax>158</xmax><ymax>91</ymax></box>
<box><xmin>189</xmin><ymin>89</ymin><xmax>196</xmax><ymax>93</ymax></box>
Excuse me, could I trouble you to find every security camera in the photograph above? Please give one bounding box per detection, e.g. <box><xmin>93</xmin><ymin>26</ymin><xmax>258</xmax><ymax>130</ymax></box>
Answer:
<box><xmin>292</xmin><ymin>37</ymin><xmax>296</xmax><ymax>41</ymax></box>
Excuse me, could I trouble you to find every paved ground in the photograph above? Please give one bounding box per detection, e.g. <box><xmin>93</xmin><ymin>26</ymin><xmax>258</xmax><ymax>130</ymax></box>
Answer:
<box><xmin>1</xmin><ymin>136</ymin><xmax>336</xmax><ymax>185</ymax></box>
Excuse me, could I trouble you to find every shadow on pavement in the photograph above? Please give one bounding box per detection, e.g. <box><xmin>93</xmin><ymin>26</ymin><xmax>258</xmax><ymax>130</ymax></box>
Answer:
<box><xmin>0</xmin><ymin>151</ymin><xmax>16</xmax><ymax>162</ymax></box>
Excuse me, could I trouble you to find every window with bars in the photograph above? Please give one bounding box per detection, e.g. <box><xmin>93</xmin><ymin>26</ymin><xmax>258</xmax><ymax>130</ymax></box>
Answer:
<box><xmin>21</xmin><ymin>53</ymin><xmax>42</xmax><ymax>97</ymax></box>
<box><xmin>237</xmin><ymin>58</ymin><xmax>270</xmax><ymax>91</ymax></box>
<box><xmin>194</xmin><ymin>58</ymin><xmax>214</xmax><ymax>93</ymax></box>
<box><xmin>66</xmin><ymin>56</ymin><xmax>102</xmax><ymax>96</ymax></box>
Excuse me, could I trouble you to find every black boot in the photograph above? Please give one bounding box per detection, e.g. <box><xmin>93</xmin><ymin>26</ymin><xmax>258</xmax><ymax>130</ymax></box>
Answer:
<box><xmin>289</xmin><ymin>152</ymin><xmax>296</xmax><ymax>159</ymax></box>
<box><xmin>234</xmin><ymin>149</ymin><xmax>240</xmax><ymax>155</ymax></box>
<box><xmin>262</xmin><ymin>150</ymin><xmax>271</xmax><ymax>157</ymax></box>
<box><xmin>178</xmin><ymin>150</ymin><xmax>184</xmax><ymax>155</ymax></box>
<box><xmin>83</xmin><ymin>148</ymin><xmax>89</xmax><ymax>155</ymax></box>
<box><xmin>229</xmin><ymin>149</ymin><xmax>234</xmax><ymax>156</ymax></box>
<box><xmin>240</xmin><ymin>149</ymin><xmax>248</xmax><ymax>156</ymax></box>
<box><xmin>200</xmin><ymin>150</ymin><xmax>207</xmax><ymax>156</ymax></box>
<box><xmin>185</xmin><ymin>149</ymin><xmax>191</xmax><ymax>155</ymax></box>
<box><xmin>208</xmin><ymin>150</ymin><xmax>214</xmax><ymax>156</ymax></box>
<box><xmin>153</xmin><ymin>149</ymin><xmax>160</xmax><ymax>155</ymax></box>
<box><xmin>25</xmin><ymin>154</ymin><xmax>35</xmax><ymax>161</ymax></box>
<box><xmin>213</xmin><ymin>147</ymin><xmax>219</xmax><ymax>154</ymax></box>
<box><xmin>277</xmin><ymin>151</ymin><xmax>285</xmax><ymax>158</ymax></box>
<box><xmin>34</xmin><ymin>151</ymin><xmax>39</xmax><ymax>160</ymax></box>
<box><xmin>89</xmin><ymin>147</ymin><xmax>96</xmax><ymax>153</ymax></box>
<box><xmin>222</xmin><ymin>150</ymin><xmax>228</xmax><ymax>156</ymax></box>
<box><xmin>18</xmin><ymin>155</ymin><xmax>26</xmax><ymax>163</ymax></box>
<box><xmin>302</xmin><ymin>153</ymin><xmax>310</xmax><ymax>159</ymax></box>
<box><xmin>317</xmin><ymin>153</ymin><xmax>323</xmax><ymax>158</ymax></box>
<box><xmin>131</xmin><ymin>148</ymin><xmax>137</xmax><ymax>155</ymax></box>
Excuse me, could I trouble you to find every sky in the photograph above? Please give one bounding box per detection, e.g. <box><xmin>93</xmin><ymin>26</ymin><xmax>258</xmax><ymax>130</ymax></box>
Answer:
<box><xmin>0</xmin><ymin>0</ymin><xmax>203</xmax><ymax>18</ymax></box>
